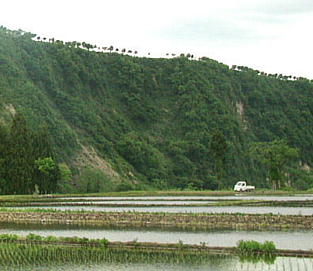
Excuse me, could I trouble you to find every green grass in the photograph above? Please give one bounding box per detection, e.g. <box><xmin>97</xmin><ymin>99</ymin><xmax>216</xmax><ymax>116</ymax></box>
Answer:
<box><xmin>1</xmin><ymin>233</ymin><xmax>312</xmax><ymax>268</ymax></box>
<box><xmin>237</xmin><ymin>240</ymin><xmax>276</xmax><ymax>255</ymax></box>
<box><xmin>0</xmin><ymin>242</ymin><xmax>232</xmax><ymax>267</ymax></box>
<box><xmin>236</xmin><ymin>240</ymin><xmax>277</xmax><ymax>264</ymax></box>
<box><xmin>0</xmin><ymin>234</ymin><xmax>232</xmax><ymax>267</ymax></box>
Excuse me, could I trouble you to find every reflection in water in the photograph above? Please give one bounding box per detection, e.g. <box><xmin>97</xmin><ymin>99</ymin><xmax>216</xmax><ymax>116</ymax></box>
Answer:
<box><xmin>59</xmin><ymin>195</ymin><xmax>313</xmax><ymax>201</ymax></box>
<box><xmin>50</xmin><ymin>200</ymin><xmax>218</xmax><ymax>205</ymax></box>
<box><xmin>13</xmin><ymin>205</ymin><xmax>313</xmax><ymax>215</ymax></box>
<box><xmin>0</xmin><ymin>223</ymin><xmax>313</xmax><ymax>250</ymax></box>
<box><xmin>239</xmin><ymin>254</ymin><xmax>276</xmax><ymax>265</ymax></box>
<box><xmin>1</xmin><ymin>257</ymin><xmax>313</xmax><ymax>271</ymax></box>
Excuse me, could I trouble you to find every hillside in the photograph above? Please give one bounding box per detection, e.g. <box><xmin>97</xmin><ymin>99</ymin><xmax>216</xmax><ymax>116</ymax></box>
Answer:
<box><xmin>1</xmin><ymin>26</ymin><xmax>313</xmax><ymax>193</ymax></box>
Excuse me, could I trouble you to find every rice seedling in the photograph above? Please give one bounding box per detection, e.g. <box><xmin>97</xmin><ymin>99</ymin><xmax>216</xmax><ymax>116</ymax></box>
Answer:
<box><xmin>237</xmin><ymin>240</ymin><xmax>276</xmax><ymax>255</ymax></box>
<box><xmin>236</xmin><ymin>240</ymin><xmax>277</xmax><ymax>264</ymax></box>
<box><xmin>0</xmin><ymin>242</ymin><xmax>234</xmax><ymax>268</ymax></box>
<box><xmin>2</xmin><ymin>207</ymin><xmax>313</xmax><ymax>232</ymax></box>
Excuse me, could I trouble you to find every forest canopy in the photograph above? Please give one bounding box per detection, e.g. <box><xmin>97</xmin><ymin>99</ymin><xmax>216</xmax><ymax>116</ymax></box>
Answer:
<box><xmin>1</xmin><ymin>26</ymin><xmax>313</xmax><ymax>194</ymax></box>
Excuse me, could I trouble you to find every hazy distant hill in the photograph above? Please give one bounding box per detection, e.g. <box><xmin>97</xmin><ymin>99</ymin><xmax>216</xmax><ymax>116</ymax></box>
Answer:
<box><xmin>1</xmin><ymin>26</ymin><xmax>313</xmax><ymax>192</ymax></box>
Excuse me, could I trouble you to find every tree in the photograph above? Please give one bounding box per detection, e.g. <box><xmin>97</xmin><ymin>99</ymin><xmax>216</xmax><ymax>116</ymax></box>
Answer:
<box><xmin>6</xmin><ymin>113</ymin><xmax>34</xmax><ymax>194</ymax></box>
<box><xmin>108</xmin><ymin>45</ymin><xmax>114</xmax><ymax>53</ymax></box>
<box><xmin>32</xmin><ymin>124</ymin><xmax>55</xmax><ymax>160</ymax></box>
<box><xmin>57</xmin><ymin>163</ymin><xmax>73</xmax><ymax>193</ymax></box>
<box><xmin>75</xmin><ymin>167</ymin><xmax>114</xmax><ymax>193</ymax></box>
<box><xmin>116</xmin><ymin>133</ymin><xmax>166</xmax><ymax>180</ymax></box>
<box><xmin>34</xmin><ymin>157</ymin><xmax>60</xmax><ymax>194</ymax></box>
<box><xmin>250</xmin><ymin>140</ymin><xmax>299</xmax><ymax>189</ymax></box>
<box><xmin>210</xmin><ymin>129</ymin><xmax>227</xmax><ymax>189</ymax></box>
<box><xmin>82</xmin><ymin>42</ymin><xmax>93</xmax><ymax>51</ymax></box>
<box><xmin>0</xmin><ymin>125</ymin><xmax>8</xmax><ymax>193</ymax></box>
<box><xmin>32</xmin><ymin>125</ymin><xmax>59</xmax><ymax>193</ymax></box>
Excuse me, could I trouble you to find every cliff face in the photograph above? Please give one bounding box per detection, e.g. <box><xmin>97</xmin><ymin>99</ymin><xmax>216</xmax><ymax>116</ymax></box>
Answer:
<box><xmin>1</xmin><ymin>27</ymin><xmax>313</xmax><ymax>190</ymax></box>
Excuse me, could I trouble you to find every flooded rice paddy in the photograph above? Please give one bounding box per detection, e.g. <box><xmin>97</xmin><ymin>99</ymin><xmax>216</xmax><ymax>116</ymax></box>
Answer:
<box><xmin>2</xmin><ymin>257</ymin><xmax>313</xmax><ymax>271</ymax></box>
<box><xmin>60</xmin><ymin>195</ymin><xmax>313</xmax><ymax>201</ymax></box>
<box><xmin>41</xmin><ymin>200</ymin><xmax>218</xmax><ymax>205</ymax></box>
<box><xmin>3</xmin><ymin>195</ymin><xmax>313</xmax><ymax>270</ymax></box>
<box><xmin>1</xmin><ymin>223</ymin><xmax>313</xmax><ymax>250</ymax></box>
<box><xmin>15</xmin><ymin>205</ymin><xmax>313</xmax><ymax>215</ymax></box>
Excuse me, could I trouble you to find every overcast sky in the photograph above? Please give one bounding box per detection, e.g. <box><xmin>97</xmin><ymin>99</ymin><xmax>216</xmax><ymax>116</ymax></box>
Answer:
<box><xmin>1</xmin><ymin>0</ymin><xmax>313</xmax><ymax>78</ymax></box>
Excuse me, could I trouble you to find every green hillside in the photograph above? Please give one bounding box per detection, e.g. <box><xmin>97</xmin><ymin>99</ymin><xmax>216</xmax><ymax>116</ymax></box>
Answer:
<box><xmin>1</xmin><ymin>26</ymin><xmax>313</xmax><ymax>194</ymax></box>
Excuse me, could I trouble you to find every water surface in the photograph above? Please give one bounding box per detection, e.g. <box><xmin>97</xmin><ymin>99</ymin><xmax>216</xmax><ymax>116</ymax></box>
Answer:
<box><xmin>1</xmin><ymin>223</ymin><xmax>312</xmax><ymax>250</ymax></box>
<box><xmin>2</xmin><ymin>257</ymin><xmax>312</xmax><ymax>271</ymax></box>
<box><xmin>35</xmin><ymin>200</ymin><xmax>217</xmax><ymax>205</ymax></box>
<box><xmin>16</xmin><ymin>205</ymin><xmax>313</xmax><ymax>215</ymax></box>
<box><xmin>60</xmin><ymin>195</ymin><xmax>313</xmax><ymax>201</ymax></box>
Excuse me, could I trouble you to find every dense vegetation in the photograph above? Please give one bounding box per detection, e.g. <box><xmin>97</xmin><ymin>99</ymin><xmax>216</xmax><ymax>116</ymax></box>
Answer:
<box><xmin>0</xmin><ymin>113</ymin><xmax>59</xmax><ymax>194</ymax></box>
<box><xmin>1</xmin><ymin>26</ymin><xmax>313</xmax><ymax>194</ymax></box>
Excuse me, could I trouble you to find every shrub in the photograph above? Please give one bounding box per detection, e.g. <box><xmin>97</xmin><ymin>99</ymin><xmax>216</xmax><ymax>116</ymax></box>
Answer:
<box><xmin>116</xmin><ymin>181</ymin><xmax>135</xmax><ymax>192</ymax></box>
<box><xmin>75</xmin><ymin>167</ymin><xmax>115</xmax><ymax>193</ymax></box>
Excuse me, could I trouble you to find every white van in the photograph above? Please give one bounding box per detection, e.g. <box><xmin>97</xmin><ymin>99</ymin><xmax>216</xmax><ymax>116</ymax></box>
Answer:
<box><xmin>234</xmin><ymin>181</ymin><xmax>255</xmax><ymax>192</ymax></box>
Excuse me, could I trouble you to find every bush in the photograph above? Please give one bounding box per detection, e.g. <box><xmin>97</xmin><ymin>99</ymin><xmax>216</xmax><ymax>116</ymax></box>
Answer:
<box><xmin>75</xmin><ymin>166</ymin><xmax>115</xmax><ymax>193</ymax></box>
<box><xmin>115</xmin><ymin>181</ymin><xmax>135</xmax><ymax>192</ymax></box>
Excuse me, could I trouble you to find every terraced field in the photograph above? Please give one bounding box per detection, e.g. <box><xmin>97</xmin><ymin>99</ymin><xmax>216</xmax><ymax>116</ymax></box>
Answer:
<box><xmin>1</xmin><ymin>193</ymin><xmax>313</xmax><ymax>270</ymax></box>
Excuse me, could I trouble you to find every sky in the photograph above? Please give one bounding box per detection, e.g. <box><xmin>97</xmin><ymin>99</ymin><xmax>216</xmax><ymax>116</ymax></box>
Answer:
<box><xmin>1</xmin><ymin>0</ymin><xmax>313</xmax><ymax>79</ymax></box>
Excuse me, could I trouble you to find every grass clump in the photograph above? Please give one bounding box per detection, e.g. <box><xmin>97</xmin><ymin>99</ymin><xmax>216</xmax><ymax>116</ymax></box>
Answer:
<box><xmin>0</xmin><ymin>234</ymin><xmax>19</xmax><ymax>241</ymax></box>
<box><xmin>26</xmin><ymin>233</ymin><xmax>43</xmax><ymax>241</ymax></box>
<box><xmin>237</xmin><ymin>240</ymin><xmax>276</xmax><ymax>255</ymax></box>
